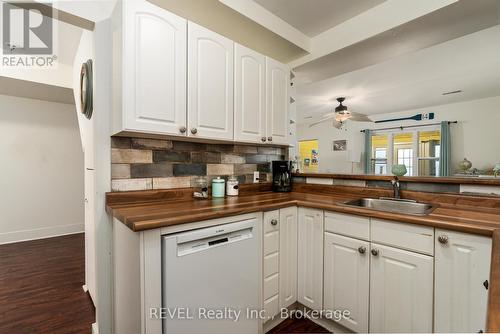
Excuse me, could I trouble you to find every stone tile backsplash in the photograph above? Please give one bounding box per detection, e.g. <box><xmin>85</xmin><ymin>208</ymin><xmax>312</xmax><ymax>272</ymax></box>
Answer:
<box><xmin>110</xmin><ymin>137</ymin><xmax>287</xmax><ymax>191</ymax></box>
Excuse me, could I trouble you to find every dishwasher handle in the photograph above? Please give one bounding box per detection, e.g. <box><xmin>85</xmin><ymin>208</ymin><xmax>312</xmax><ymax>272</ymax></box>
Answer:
<box><xmin>176</xmin><ymin>219</ymin><xmax>256</xmax><ymax>244</ymax></box>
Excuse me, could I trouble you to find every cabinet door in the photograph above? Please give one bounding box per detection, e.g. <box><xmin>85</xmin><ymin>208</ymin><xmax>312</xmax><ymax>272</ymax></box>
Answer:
<box><xmin>234</xmin><ymin>44</ymin><xmax>266</xmax><ymax>144</ymax></box>
<box><xmin>434</xmin><ymin>229</ymin><xmax>492</xmax><ymax>333</ymax></box>
<box><xmin>124</xmin><ymin>0</ymin><xmax>187</xmax><ymax>135</ymax></box>
<box><xmin>266</xmin><ymin>57</ymin><xmax>289</xmax><ymax>145</ymax></box>
<box><xmin>188</xmin><ymin>22</ymin><xmax>234</xmax><ymax>140</ymax></box>
<box><xmin>297</xmin><ymin>208</ymin><xmax>323</xmax><ymax>310</ymax></box>
<box><xmin>84</xmin><ymin>168</ymin><xmax>96</xmax><ymax>302</ymax></box>
<box><xmin>324</xmin><ymin>233</ymin><xmax>369</xmax><ymax>333</ymax></box>
<box><xmin>279</xmin><ymin>207</ymin><xmax>298</xmax><ymax>309</ymax></box>
<box><xmin>369</xmin><ymin>243</ymin><xmax>433</xmax><ymax>333</ymax></box>
<box><xmin>263</xmin><ymin>210</ymin><xmax>280</xmax><ymax>320</ymax></box>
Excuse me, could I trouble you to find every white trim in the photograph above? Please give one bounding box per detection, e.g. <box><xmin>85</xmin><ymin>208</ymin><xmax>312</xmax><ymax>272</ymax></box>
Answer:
<box><xmin>218</xmin><ymin>0</ymin><xmax>311</xmax><ymax>52</ymax></box>
<box><xmin>92</xmin><ymin>322</ymin><xmax>99</xmax><ymax>334</ymax></box>
<box><xmin>0</xmin><ymin>223</ymin><xmax>84</xmax><ymax>245</ymax></box>
<box><xmin>306</xmin><ymin>177</ymin><xmax>334</xmax><ymax>185</ymax></box>
<box><xmin>460</xmin><ymin>185</ymin><xmax>500</xmax><ymax>195</ymax></box>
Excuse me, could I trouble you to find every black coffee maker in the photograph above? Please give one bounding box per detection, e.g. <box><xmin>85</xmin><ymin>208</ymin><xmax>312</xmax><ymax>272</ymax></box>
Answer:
<box><xmin>272</xmin><ymin>160</ymin><xmax>292</xmax><ymax>192</ymax></box>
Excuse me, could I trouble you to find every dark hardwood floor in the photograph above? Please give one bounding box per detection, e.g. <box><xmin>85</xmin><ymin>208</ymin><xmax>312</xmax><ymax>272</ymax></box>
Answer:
<box><xmin>0</xmin><ymin>233</ymin><xmax>95</xmax><ymax>334</ymax></box>
<box><xmin>268</xmin><ymin>318</ymin><xmax>331</xmax><ymax>334</ymax></box>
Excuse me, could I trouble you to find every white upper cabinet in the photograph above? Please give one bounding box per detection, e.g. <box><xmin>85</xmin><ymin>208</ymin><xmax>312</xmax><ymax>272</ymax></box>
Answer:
<box><xmin>266</xmin><ymin>57</ymin><xmax>289</xmax><ymax>145</ymax></box>
<box><xmin>121</xmin><ymin>0</ymin><xmax>187</xmax><ymax>135</ymax></box>
<box><xmin>324</xmin><ymin>232</ymin><xmax>369</xmax><ymax>333</ymax></box>
<box><xmin>434</xmin><ymin>229</ymin><xmax>492</xmax><ymax>333</ymax></box>
<box><xmin>369</xmin><ymin>243</ymin><xmax>433</xmax><ymax>333</ymax></box>
<box><xmin>188</xmin><ymin>22</ymin><xmax>234</xmax><ymax>140</ymax></box>
<box><xmin>297</xmin><ymin>208</ymin><xmax>324</xmax><ymax>310</ymax></box>
<box><xmin>234</xmin><ymin>44</ymin><xmax>266</xmax><ymax>144</ymax></box>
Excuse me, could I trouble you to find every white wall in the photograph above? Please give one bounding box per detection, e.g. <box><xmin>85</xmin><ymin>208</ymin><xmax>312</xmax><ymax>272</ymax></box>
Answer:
<box><xmin>297</xmin><ymin>96</ymin><xmax>500</xmax><ymax>174</ymax></box>
<box><xmin>0</xmin><ymin>94</ymin><xmax>84</xmax><ymax>244</ymax></box>
<box><xmin>73</xmin><ymin>29</ymin><xmax>97</xmax><ymax>308</ymax></box>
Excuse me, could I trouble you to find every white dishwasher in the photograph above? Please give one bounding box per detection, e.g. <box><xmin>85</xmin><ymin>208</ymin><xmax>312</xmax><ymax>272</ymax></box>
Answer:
<box><xmin>162</xmin><ymin>218</ymin><xmax>261</xmax><ymax>334</ymax></box>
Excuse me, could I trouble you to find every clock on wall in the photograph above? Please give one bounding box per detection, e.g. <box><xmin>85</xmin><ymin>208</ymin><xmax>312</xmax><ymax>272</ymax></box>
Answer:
<box><xmin>80</xmin><ymin>59</ymin><xmax>93</xmax><ymax>119</ymax></box>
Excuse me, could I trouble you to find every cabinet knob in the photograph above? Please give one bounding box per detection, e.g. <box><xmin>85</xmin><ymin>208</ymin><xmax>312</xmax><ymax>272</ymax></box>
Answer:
<box><xmin>190</xmin><ymin>128</ymin><xmax>198</xmax><ymax>134</ymax></box>
<box><xmin>438</xmin><ymin>235</ymin><xmax>448</xmax><ymax>244</ymax></box>
<box><xmin>261</xmin><ymin>137</ymin><xmax>267</xmax><ymax>142</ymax></box>
<box><xmin>270</xmin><ymin>219</ymin><xmax>278</xmax><ymax>226</ymax></box>
<box><xmin>267</xmin><ymin>136</ymin><xmax>273</xmax><ymax>142</ymax></box>
<box><xmin>371</xmin><ymin>249</ymin><xmax>379</xmax><ymax>256</ymax></box>
<box><xmin>179</xmin><ymin>126</ymin><xmax>187</xmax><ymax>134</ymax></box>
<box><xmin>358</xmin><ymin>246</ymin><xmax>366</xmax><ymax>254</ymax></box>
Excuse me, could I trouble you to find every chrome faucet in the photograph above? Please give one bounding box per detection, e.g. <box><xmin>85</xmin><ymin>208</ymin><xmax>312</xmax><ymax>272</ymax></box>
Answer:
<box><xmin>391</xmin><ymin>177</ymin><xmax>401</xmax><ymax>199</ymax></box>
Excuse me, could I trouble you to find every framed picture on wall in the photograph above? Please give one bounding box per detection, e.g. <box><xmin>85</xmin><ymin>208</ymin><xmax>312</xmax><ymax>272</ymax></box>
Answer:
<box><xmin>333</xmin><ymin>140</ymin><xmax>347</xmax><ymax>151</ymax></box>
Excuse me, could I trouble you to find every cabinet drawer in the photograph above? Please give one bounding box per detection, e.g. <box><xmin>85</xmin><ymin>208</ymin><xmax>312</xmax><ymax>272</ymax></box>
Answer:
<box><xmin>264</xmin><ymin>252</ymin><xmax>279</xmax><ymax>278</ymax></box>
<box><xmin>371</xmin><ymin>219</ymin><xmax>434</xmax><ymax>255</ymax></box>
<box><xmin>264</xmin><ymin>231</ymin><xmax>279</xmax><ymax>256</ymax></box>
<box><xmin>325</xmin><ymin>211</ymin><xmax>370</xmax><ymax>240</ymax></box>
<box><xmin>264</xmin><ymin>273</ymin><xmax>279</xmax><ymax>300</ymax></box>
<box><xmin>264</xmin><ymin>210</ymin><xmax>280</xmax><ymax>233</ymax></box>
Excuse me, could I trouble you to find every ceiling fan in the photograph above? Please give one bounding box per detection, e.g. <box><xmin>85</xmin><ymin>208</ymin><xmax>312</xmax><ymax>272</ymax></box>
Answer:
<box><xmin>309</xmin><ymin>97</ymin><xmax>372</xmax><ymax>128</ymax></box>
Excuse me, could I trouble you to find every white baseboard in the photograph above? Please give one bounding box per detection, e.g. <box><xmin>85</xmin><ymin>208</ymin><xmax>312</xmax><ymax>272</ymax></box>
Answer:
<box><xmin>0</xmin><ymin>223</ymin><xmax>84</xmax><ymax>244</ymax></box>
<box><xmin>92</xmin><ymin>322</ymin><xmax>99</xmax><ymax>334</ymax></box>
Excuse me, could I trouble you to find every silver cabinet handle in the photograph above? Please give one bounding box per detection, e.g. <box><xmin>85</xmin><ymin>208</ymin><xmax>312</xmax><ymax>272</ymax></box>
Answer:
<box><xmin>358</xmin><ymin>246</ymin><xmax>366</xmax><ymax>254</ymax></box>
<box><xmin>261</xmin><ymin>137</ymin><xmax>267</xmax><ymax>142</ymax></box>
<box><xmin>271</xmin><ymin>219</ymin><xmax>278</xmax><ymax>226</ymax></box>
<box><xmin>191</xmin><ymin>128</ymin><xmax>198</xmax><ymax>134</ymax></box>
<box><xmin>438</xmin><ymin>235</ymin><xmax>448</xmax><ymax>244</ymax></box>
<box><xmin>371</xmin><ymin>249</ymin><xmax>379</xmax><ymax>256</ymax></box>
<box><xmin>179</xmin><ymin>126</ymin><xmax>187</xmax><ymax>134</ymax></box>
<box><xmin>267</xmin><ymin>136</ymin><xmax>273</xmax><ymax>142</ymax></box>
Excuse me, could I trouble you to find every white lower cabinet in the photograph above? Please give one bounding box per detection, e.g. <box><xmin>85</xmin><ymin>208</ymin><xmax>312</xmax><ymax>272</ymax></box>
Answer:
<box><xmin>434</xmin><ymin>229</ymin><xmax>492</xmax><ymax>333</ymax></box>
<box><xmin>263</xmin><ymin>207</ymin><xmax>298</xmax><ymax>323</ymax></box>
<box><xmin>279</xmin><ymin>207</ymin><xmax>298</xmax><ymax>309</ymax></box>
<box><xmin>297</xmin><ymin>208</ymin><xmax>324</xmax><ymax>310</ymax></box>
<box><xmin>369</xmin><ymin>243</ymin><xmax>434</xmax><ymax>333</ymax></box>
<box><xmin>324</xmin><ymin>232</ymin><xmax>369</xmax><ymax>333</ymax></box>
<box><xmin>263</xmin><ymin>210</ymin><xmax>280</xmax><ymax>320</ymax></box>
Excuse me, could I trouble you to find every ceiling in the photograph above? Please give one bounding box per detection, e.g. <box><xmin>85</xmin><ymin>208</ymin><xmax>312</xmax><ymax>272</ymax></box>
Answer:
<box><xmin>293</xmin><ymin>0</ymin><xmax>500</xmax><ymax>84</ymax></box>
<box><xmin>253</xmin><ymin>0</ymin><xmax>386</xmax><ymax>37</ymax></box>
<box><xmin>57</xmin><ymin>20</ymin><xmax>83</xmax><ymax>66</ymax></box>
<box><xmin>295</xmin><ymin>25</ymin><xmax>500</xmax><ymax>122</ymax></box>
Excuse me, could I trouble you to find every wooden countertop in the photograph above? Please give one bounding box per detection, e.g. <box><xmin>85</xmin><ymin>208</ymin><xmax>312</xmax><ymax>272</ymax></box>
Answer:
<box><xmin>108</xmin><ymin>189</ymin><xmax>500</xmax><ymax>235</ymax></box>
<box><xmin>294</xmin><ymin>172</ymin><xmax>500</xmax><ymax>186</ymax></box>
<box><xmin>106</xmin><ymin>184</ymin><xmax>500</xmax><ymax>332</ymax></box>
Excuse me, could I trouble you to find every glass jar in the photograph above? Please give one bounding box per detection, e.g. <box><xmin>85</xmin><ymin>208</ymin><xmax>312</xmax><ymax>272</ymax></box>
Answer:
<box><xmin>226</xmin><ymin>176</ymin><xmax>239</xmax><ymax>196</ymax></box>
<box><xmin>211</xmin><ymin>177</ymin><xmax>225</xmax><ymax>198</ymax></box>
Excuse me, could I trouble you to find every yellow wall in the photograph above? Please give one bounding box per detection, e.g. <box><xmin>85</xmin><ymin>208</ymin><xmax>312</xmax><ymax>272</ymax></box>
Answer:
<box><xmin>299</xmin><ymin>140</ymin><xmax>319</xmax><ymax>173</ymax></box>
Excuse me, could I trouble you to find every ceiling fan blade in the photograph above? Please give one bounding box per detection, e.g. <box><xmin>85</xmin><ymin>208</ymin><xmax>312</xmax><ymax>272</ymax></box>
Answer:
<box><xmin>308</xmin><ymin>114</ymin><xmax>336</xmax><ymax>127</ymax></box>
<box><xmin>349</xmin><ymin>112</ymin><xmax>373</xmax><ymax>122</ymax></box>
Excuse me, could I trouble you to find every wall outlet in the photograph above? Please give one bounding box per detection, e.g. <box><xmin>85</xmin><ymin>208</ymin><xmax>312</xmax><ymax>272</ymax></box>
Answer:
<box><xmin>253</xmin><ymin>171</ymin><xmax>260</xmax><ymax>183</ymax></box>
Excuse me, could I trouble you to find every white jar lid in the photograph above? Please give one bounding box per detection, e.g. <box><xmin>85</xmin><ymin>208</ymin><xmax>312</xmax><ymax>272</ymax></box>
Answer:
<box><xmin>212</xmin><ymin>177</ymin><xmax>225</xmax><ymax>183</ymax></box>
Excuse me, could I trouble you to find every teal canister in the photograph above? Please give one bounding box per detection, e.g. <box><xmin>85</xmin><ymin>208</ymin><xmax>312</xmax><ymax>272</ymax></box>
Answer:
<box><xmin>211</xmin><ymin>177</ymin><xmax>225</xmax><ymax>198</ymax></box>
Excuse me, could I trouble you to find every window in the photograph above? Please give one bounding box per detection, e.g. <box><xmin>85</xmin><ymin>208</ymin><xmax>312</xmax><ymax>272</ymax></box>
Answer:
<box><xmin>394</xmin><ymin>133</ymin><xmax>414</xmax><ymax>176</ymax></box>
<box><xmin>371</xmin><ymin>134</ymin><xmax>388</xmax><ymax>175</ymax></box>
<box><xmin>418</xmin><ymin>130</ymin><xmax>441</xmax><ymax>176</ymax></box>
<box><xmin>397</xmin><ymin>148</ymin><xmax>414</xmax><ymax>175</ymax></box>
<box><xmin>370</xmin><ymin>127</ymin><xmax>441</xmax><ymax>176</ymax></box>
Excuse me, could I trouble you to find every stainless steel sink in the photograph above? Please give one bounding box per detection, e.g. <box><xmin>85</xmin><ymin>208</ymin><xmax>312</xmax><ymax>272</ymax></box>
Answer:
<box><xmin>343</xmin><ymin>197</ymin><xmax>436</xmax><ymax>216</ymax></box>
